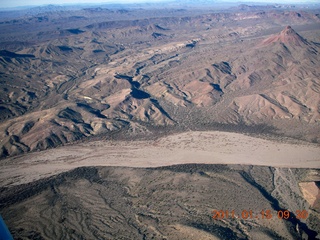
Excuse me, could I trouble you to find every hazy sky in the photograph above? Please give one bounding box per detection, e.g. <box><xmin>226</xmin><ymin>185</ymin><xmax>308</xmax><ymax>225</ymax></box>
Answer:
<box><xmin>1</xmin><ymin>0</ymin><xmax>164</xmax><ymax>8</ymax></box>
<box><xmin>0</xmin><ymin>0</ymin><xmax>316</xmax><ymax>8</ymax></box>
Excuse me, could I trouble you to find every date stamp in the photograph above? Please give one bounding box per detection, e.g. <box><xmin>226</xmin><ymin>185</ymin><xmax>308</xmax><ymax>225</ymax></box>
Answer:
<box><xmin>212</xmin><ymin>209</ymin><xmax>308</xmax><ymax>220</ymax></box>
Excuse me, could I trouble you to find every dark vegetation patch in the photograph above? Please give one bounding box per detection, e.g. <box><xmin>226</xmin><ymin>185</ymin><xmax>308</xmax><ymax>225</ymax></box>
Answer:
<box><xmin>0</xmin><ymin>167</ymin><xmax>99</xmax><ymax>208</ymax></box>
<box><xmin>186</xmin><ymin>121</ymin><xmax>278</xmax><ymax>137</ymax></box>
<box><xmin>187</xmin><ymin>222</ymin><xmax>242</xmax><ymax>240</ymax></box>
<box><xmin>154</xmin><ymin>164</ymin><xmax>231</xmax><ymax>173</ymax></box>
<box><xmin>240</xmin><ymin>169</ymin><xmax>318</xmax><ymax>239</ymax></box>
<box><xmin>0</xmin><ymin>106</ymin><xmax>13</xmax><ymax>120</ymax></box>
<box><xmin>1</xmin><ymin>164</ymin><xmax>317</xmax><ymax>239</ymax></box>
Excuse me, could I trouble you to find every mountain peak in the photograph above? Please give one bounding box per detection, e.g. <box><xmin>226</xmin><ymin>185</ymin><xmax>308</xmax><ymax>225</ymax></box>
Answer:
<box><xmin>261</xmin><ymin>26</ymin><xmax>308</xmax><ymax>47</ymax></box>
<box><xmin>282</xmin><ymin>25</ymin><xmax>293</xmax><ymax>34</ymax></box>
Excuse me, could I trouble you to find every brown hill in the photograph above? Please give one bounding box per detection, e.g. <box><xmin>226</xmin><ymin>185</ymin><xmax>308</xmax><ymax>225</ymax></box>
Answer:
<box><xmin>261</xmin><ymin>25</ymin><xmax>309</xmax><ymax>47</ymax></box>
<box><xmin>0</xmin><ymin>9</ymin><xmax>320</xmax><ymax>158</ymax></box>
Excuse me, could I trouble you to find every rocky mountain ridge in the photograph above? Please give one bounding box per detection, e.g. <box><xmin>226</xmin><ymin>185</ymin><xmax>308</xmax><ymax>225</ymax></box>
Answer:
<box><xmin>0</xmin><ymin>8</ymin><xmax>319</xmax><ymax>158</ymax></box>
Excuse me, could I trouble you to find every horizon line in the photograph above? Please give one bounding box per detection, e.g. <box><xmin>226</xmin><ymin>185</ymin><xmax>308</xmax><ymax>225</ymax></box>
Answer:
<box><xmin>1</xmin><ymin>0</ymin><xmax>319</xmax><ymax>10</ymax></box>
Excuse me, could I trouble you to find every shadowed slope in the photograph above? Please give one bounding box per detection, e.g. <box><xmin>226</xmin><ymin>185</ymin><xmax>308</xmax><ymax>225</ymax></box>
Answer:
<box><xmin>1</xmin><ymin>165</ymin><xmax>319</xmax><ymax>239</ymax></box>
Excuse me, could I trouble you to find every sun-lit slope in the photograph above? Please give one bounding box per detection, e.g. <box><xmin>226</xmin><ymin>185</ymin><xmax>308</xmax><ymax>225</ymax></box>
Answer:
<box><xmin>0</xmin><ymin>7</ymin><xmax>320</xmax><ymax>157</ymax></box>
<box><xmin>214</xmin><ymin>26</ymin><xmax>320</xmax><ymax>127</ymax></box>
<box><xmin>139</xmin><ymin>25</ymin><xmax>320</xmax><ymax>139</ymax></box>
<box><xmin>0</xmin><ymin>103</ymin><xmax>126</xmax><ymax>157</ymax></box>
<box><xmin>0</xmin><ymin>29</ymin><xmax>178</xmax><ymax>157</ymax></box>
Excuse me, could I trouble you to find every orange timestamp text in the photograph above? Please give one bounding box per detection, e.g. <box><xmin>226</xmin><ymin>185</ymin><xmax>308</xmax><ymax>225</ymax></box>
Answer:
<box><xmin>212</xmin><ymin>209</ymin><xmax>308</xmax><ymax>220</ymax></box>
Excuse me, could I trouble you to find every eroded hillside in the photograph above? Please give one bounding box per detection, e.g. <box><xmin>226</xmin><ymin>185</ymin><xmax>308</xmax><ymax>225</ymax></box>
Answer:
<box><xmin>0</xmin><ymin>6</ymin><xmax>320</xmax><ymax>157</ymax></box>
<box><xmin>1</xmin><ymin>165</ymin><xmax>319</xmax><ymax>239</ymax></box>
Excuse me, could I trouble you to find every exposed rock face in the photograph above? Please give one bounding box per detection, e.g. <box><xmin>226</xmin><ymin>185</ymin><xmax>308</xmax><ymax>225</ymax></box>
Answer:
<box><xmin>0</xmin><ymin>9</ymin><xmax>320</xmax><ymax>158</ymax></box>
<box><xmin>0</xmin><ymin>6</ymin><xmax>319</xmax><ymax>240</ymax></box>
<box><xmin>261</xmin><ymin>26</ymin><xmax>309</xmax><ymax>46</ymax></box>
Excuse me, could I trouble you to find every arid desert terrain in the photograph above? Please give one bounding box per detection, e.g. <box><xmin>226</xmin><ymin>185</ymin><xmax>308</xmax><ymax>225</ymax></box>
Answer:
<box><xmin>0</xmin><ymin>1</ymin><xmax>320</xmax><ymax>239</ymax></box>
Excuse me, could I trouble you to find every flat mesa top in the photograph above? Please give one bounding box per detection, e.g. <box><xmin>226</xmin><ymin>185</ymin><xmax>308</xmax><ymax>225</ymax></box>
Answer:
<box><xmin>0</xmin><ymin>131</ymin><xmax>319</xmax><ymax>187</ymax></box>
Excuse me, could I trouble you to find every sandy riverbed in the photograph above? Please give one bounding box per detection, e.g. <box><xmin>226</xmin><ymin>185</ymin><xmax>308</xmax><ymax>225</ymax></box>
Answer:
<box><xmin>1</xmin><ymin>131</ymin><xmax>319</xmax><ymax>187</ymax></box>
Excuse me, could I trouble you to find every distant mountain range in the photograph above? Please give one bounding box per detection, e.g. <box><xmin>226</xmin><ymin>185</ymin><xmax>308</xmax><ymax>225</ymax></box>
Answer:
<box><xmin>1</xmin><ymin>0</ymin><xmax>320</xmax><ymax>11</ymax></box>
